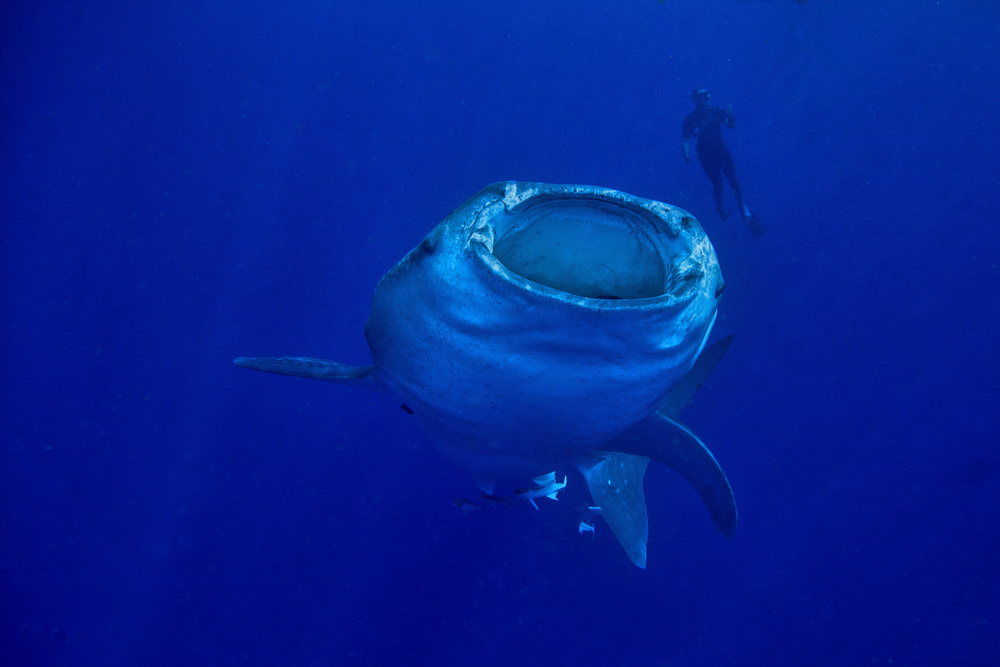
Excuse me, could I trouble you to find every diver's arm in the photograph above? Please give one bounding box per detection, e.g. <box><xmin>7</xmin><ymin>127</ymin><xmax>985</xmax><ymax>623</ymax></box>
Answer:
<box><xmin>682</xmin><ymin>137</ymin><xmax>691</xmax><ymax>164</ymax></box>
<box><xmin>723</xmin><ymin>105</ymin><xmax>735</xmax><ymax>129</ymax></box>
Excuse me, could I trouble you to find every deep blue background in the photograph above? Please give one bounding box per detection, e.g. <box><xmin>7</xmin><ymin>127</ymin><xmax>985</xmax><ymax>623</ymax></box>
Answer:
<box><xmin>3</xmin><ymin>1</ymin><xmax>998</xmax><ymax>664</ymax></box>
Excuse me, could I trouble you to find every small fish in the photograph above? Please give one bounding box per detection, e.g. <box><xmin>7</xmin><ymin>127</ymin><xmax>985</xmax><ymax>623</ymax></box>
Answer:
<box><xmin>576</xmin><ymin>506</ymin><xmax>602</xmax><ymax>539</ymax></box>
<box><xmin>513</xmin><ymin>471</ymin><xmax>568</xmax><ymax>510</ymax></box>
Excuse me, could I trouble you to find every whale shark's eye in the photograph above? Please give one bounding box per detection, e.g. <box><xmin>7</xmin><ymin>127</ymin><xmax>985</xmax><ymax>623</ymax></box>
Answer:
<box><xmin>420</xmin><ymin>238</ymin><xmax>436</xmax><ymax>255</ymax></box>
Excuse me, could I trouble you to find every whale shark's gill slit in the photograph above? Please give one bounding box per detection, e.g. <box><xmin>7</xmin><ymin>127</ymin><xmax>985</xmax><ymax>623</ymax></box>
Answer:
<box><xmin>663</xmin><ymin>262</ymin><xmax>705</xmax><ymax>295</ymax></box>
<box><xmin>490</xmin><ymin>199</ymin><xmax>669</xmax><ymax>300</ymax></box>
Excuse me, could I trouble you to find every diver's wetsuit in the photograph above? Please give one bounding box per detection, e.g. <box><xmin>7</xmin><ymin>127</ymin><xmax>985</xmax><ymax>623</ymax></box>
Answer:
<box><xmin>682</xmin><ymin>104</ymin><xmax>745</xmax><ymax>220</ymax></box>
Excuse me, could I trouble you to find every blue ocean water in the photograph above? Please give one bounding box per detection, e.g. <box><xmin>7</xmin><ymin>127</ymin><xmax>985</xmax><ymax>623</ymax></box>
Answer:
<box><xmin>2</xmin><ymin>0</ymin><xmax>998</xmax><ymax>664</ymax></box>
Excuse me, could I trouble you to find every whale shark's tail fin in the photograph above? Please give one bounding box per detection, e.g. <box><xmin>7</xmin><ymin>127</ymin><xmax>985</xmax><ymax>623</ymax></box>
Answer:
<box><xmin>582</xmin><ymin>335</ymin><xmax>738</xmax><ymax>566</ymax></box>
<box><xmin>604</xmin><ymin>414</ymin><xmax>737</xmax><ymax>540</ymax></box>
<box><xmin>234</xmin><ymin>356</ymin><xmax>381</xmax><ymax>391</ymax></box>
<box><xmin>579</xmin><ymin>452</ymin><xmax>650</xmax><ymax>568</ymax></box>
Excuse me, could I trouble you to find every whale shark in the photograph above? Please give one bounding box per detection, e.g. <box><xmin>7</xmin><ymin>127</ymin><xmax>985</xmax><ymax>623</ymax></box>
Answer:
<box><xmin>235</xmin><ymin>181</ymin><xmax>736</xmax><ymax>567</ymax></box>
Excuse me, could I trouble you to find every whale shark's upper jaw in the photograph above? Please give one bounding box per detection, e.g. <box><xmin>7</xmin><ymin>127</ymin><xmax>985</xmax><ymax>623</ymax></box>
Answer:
<box><xmin>365</xmin><ymin>182</ymin><xmax>723</xmax><ymax>478</ymax></box>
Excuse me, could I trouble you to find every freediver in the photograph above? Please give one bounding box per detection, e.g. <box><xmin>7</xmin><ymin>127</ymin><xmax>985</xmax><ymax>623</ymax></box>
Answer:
<box><xmin>682</xmin><ymin>89</ymin><xmax>766</xmax><ymax>238</ymax></box>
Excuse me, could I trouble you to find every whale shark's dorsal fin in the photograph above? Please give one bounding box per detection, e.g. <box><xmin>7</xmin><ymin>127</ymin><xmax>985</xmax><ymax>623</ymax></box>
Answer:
<box><xmin>233</xmin><ymin>356</ymin><xmax>382</xmax><ymax>391</ymax></box>
<box><xmin>579</xmin><ymin>453</ymin><xmax>650</xmax><ymax>568</ymax></box>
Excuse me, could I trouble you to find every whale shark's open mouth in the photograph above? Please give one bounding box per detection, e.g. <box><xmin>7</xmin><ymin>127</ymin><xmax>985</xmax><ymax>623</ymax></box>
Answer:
<box><xmin>488</xmin><ymin>197</ymin><xmax>675</xmax><ymax>300</ymax></box>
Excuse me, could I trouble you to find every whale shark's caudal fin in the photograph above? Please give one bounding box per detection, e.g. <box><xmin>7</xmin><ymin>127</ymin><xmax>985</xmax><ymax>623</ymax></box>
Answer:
<box><xmin>233</xmin><ymin>356</ymin><xmax>382</xmax><ymax>391</ymax></box>
<box><xmin>585</xmin><ymin>413</ymin><xmax>736</xmax><ymax>568</ymax></box>
<box><xmin>609</xmin><ymin>413</ymin><xmax>737</xmax><ymax>538</ymax></box>
<box><xmin>579</xmin><ymin>452</ymin><xmax>650</xmax><ymax>568</ymax></box>
<box><xmin>583</xmin><ymin>336</ymin><xmax>738</xmax><ymax>566</ymax></box>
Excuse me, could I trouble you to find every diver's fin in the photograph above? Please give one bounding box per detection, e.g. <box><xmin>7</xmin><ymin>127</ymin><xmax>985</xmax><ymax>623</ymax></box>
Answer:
<box><xmin>743</xmin><ymin>212</ymin><xmax>766</xmax><ymax>238</ymax></box>
<box><xmin>657</xmin><ymin>334</ymin><xmax>734</xmax><ymax>418</ymax></box>
<box><xmin>233</xmin><ymin>356</ymin><xmax>381</xmax><ymax>390</ymax></box>
<box><xmin>579</xmin><ymin>452</ymin><xmax>650</xmax><ymax>568</ymax></box>
<box><xmin>606</xmin><ymin>413</ymin><xmax>737</xmax><ymax>538</ymax></box>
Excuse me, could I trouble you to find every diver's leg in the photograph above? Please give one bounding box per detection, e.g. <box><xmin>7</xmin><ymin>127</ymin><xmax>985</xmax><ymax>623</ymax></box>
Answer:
<box><xmin>700</xmin><ymin>155</ymin><xmax>728</xmax><ymax>220</ymax></box>
<box><xmin>711</xmin><ymin>175</ymin><xmax>729</xmax><ymax>220</ymax></box>
<box><xmin>721</xmin><ymin>153</ymin><xmax>766</xmax><ymax>237</ymax></box>
<box><xmin>720</xmin><ymin>149</ymin><xmax>750</xmax><ymax>219</ymax></box>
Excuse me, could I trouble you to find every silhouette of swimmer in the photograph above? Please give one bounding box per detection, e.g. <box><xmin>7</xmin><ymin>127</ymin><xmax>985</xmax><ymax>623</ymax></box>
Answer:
<box><xmin>682</xmin><ymin>89</ymin><xmax>766</xmax><ymax>238</ymax></box>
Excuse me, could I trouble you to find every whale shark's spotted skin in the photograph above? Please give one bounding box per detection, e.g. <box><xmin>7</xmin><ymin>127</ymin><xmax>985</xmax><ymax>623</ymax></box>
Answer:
<box><xmin>236</xmin><ymin>182</ymin><xmax>736</xmax><ymax>567</ymax></box>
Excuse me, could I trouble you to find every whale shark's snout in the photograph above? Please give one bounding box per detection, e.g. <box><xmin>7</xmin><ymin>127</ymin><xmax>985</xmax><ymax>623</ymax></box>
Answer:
<box><xmin>235</xmin><ymin>182</ymin><xmax>736</xmax><ymax>568</ymax></box>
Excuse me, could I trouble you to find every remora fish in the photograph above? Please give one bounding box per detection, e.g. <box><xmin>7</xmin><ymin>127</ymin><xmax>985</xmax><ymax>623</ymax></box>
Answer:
<box><xmin>235</xmin><ymin>182</ymin><xmax>736</xmax><ymax>567</ymax></box>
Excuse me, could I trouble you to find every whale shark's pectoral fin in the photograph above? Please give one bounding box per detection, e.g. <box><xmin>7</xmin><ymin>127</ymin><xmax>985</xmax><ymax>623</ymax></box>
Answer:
<box><xmin>233</xmin><ymin>356</ymin><xmax>382</xmax><ymax>391</ymax></box>
<box><xmin>579</xmin><ymin>452</ymin><xmax>650</xmax><ymax>568</ymax></box>
<box><xmin>657</xmin><ymin>334</ymin><xmax>733</xmax><ymax>419</ymax></box>
<box><xmin>607</xmin><ymin>412</ymin><xmax>737</xmax><ymax>538</ymax></box>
